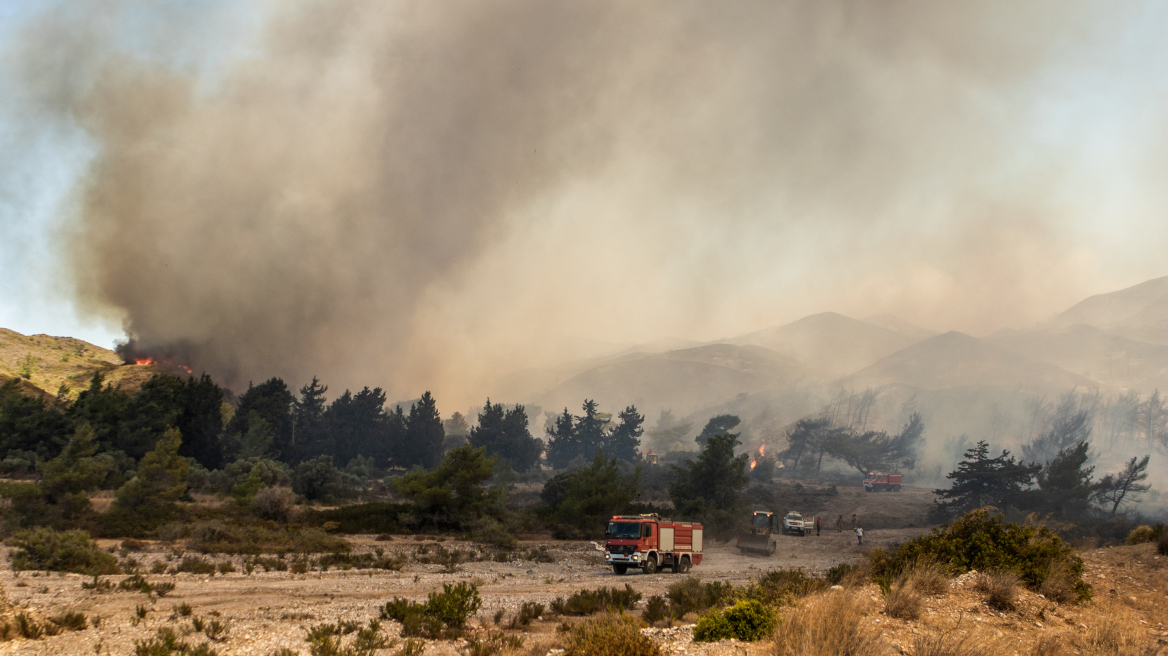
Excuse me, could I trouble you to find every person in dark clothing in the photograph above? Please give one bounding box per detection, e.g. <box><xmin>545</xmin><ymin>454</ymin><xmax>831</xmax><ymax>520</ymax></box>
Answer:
<box><xmin>815</xmin><ymin>516</ymin><xmax>821</xmax><ymax>536</ymax></box>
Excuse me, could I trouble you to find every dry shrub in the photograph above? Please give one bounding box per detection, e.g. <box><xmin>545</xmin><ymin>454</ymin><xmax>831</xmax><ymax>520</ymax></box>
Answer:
<box><xmin>912</xmin><ymin>627</ymin><xmax>978</xmax><ymax>656</ymax></box>
<box><xmin>1083</xmin><ymin>610</ymin><xmax>1145</xmax><ymax>656</ymax></box>
<box><xmin>562</xmin><ymin>613</ymin><xmax>659</xmax><ymax>656</ymax></box>
<box><xmin>1038</xmin><ymin>560</ymin><xmax>1077</xmax><ymax>604</ymax></box>
<box><xmin>906</xmin><ymin>560</ymin><xmax>949</xmax><ymax>597</ymax></box>
<box><xmin>772</xmin><ymin>592</ymin><xmax>882</xmax><ymax>656</ymax></box>
<box><xmin>840</xmin><ymin>559</ymin><xmax>872</xmax><ymax>588</ymax></box>
<box><xmin>883</xmin><ymin>582</ymin><xmax>922</xmax><ymax>621</ymax></box>
<box><xmin>975</xmin><ymin>571</ymin><xmax>1019</xmax><ymax>611</ymax></box>
<box><xmin>1029</xmin><ymin>635</ymin><xmax>1067</xmax><ymax>656</ymax></box>
<box><xmin>1125</xmin><ymin>526</ymin><xmax>1155</xmax><ymax>545</ymax></box>
<box><xmin>252</xmin><ymin>486</ymin><xmax>296</xmax><ymax>523</ymax></box>
<box><xmin>1158</xmin><ymin>529</ymin><xmax>1168</xmax><ymax>556</ymax></box>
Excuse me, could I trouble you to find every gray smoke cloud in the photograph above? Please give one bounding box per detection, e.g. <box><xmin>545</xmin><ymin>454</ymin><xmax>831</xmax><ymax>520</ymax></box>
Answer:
<box><xmin>4</xmin><ymin>1</ymin><xmax>1166</xmax><ymax>404</ymax></box>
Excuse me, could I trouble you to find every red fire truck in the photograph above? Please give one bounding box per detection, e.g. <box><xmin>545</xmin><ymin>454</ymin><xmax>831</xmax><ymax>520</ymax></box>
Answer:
<box><xmin>864</xmin><ymin>472</ymin><xmax>903</xmax><ymax>492</ymax></box>
<box><xmin>603</xmin><ymin>514</ymin><xmax>703</xmax><ymax>575</ymax></box>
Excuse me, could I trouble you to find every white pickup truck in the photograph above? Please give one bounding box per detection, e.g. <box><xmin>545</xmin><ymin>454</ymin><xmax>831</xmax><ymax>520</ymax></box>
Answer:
<box><xmin>780</xmin><ymin>512</ymin><xmax>811</xmax><ymax>536</ymax></box>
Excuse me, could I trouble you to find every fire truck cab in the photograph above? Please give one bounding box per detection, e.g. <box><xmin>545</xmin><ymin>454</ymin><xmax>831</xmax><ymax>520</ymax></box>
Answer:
<box><xmin>604</xmin><ymin>514</ymin><xmax>703</xmax><ymax>575</ymax></box>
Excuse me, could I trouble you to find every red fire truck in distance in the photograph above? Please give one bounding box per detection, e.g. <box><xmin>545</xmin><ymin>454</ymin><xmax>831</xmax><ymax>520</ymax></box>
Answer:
<box><xmin>864</xmin><ymin>472</ymin><xmax>903</xmax><ymax>492</ymax></box>
<box><xmin>604</xmin><ymin>514</ymin><xmax>703</xmax><ymax>575</ymax></box>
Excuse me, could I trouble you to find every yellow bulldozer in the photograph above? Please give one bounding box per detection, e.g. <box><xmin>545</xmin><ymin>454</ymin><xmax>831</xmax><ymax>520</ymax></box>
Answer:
<box><xmin>736</xmin><ymin>511</ymin><xmax>778</xmax><ymax>555</ymax></box>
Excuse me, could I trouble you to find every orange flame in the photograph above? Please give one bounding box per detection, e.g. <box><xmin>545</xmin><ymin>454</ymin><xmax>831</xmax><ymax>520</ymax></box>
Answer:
<box><xmin>132</xmin><ymin>357</ymin><xmax>193</xmax><ymax>375</ymax></box>
<box><xmin>758</xmin><ymin>443</ymin><xmax>766</xmax><ymax>456</ymax></box>
<box><xmin>750</xmin><ymin>460</ymin><xmax>757</xmax><ymax>470</ymax></box>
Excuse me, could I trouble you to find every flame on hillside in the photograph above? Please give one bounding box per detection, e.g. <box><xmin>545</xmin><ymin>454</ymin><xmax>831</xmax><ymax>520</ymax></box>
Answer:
<box><xmin>750</xmin><ymin>443</ymin><xmax>766</xmax><ymax>470</ymax></box>
<box><xmin>120</xmin><ymin>341</ymin><xmax>194</xmax><ymax>374</ymax></box>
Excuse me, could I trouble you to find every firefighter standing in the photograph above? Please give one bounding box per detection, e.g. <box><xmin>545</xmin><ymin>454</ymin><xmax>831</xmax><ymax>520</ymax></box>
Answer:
<box><xmin>852</xmin><ymin>513</ymin><xmax>858</xmax><ymax>530</ymax></box>
<box><xmin>815</xmin><ymin>516</ymin><xmax>821</xmax><ymax>536</ymax></box>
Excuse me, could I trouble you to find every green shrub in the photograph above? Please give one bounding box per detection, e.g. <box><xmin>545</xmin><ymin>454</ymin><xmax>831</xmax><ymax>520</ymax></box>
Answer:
<box><xmin>742</xmin><ymin>569</ymin><xmax>826</xmax><ymax>607</ymax></box>
<box><xmin>300</xmin><ymin>503</ymin><xmax>412</xmax><ymax>534</ymax></box>
<box><xmin>693</xmin><ymin>599</ymin><xmax>775</xmax><ymax>642</ymax></box>
<box><xmin>188</xmin><ymin>521</ymin><xmax>349</xmax><ymax>555</ymax></box>
<box><xmin>507</xmin><ymin>601</ymin><xmax>545</xmax><ymax>628</ymax></box>
<box><xmin>665</xmin><ymin>576</ymin><xmax>734</xmax><ymax>617</ymax></box>
<box><xmin>48</xmin><ymin>611</ymin><xmax>88</xmax><ymax>632</ymax></box>
<box><xmin>869</xmin><ymin>509</ymin><xmax>1091</xmax><ymax>602</ymax></box>
<box><xmin>380</xmin><ymin>582</ymin><xmax>482</xmax><ymax>638</ymax></box>
<box><xmin>643</xmin><ymin>594</ymin><xmax>670</xmax><ymax>624</ymax></box>
<box><xmin>826</xmin><ymin>563</ymin><xmax>857</xmax><ymax>586</ymax></box>
<box><xmin>10</xmin><ymin>528</ymin><xmax>120</xmax><ymax>575</ymax></box>
<box><xmin>551</xmin><ymin>584</ymin><xmax>642</xmax><ymax>616</ymax></box>
<box><xmin>562</xmin><ymin>613</ymin><xmax>660</xmax><ymax>656</ymax></box>
<box><xmin>314</xmin><ymin>551</ymin><xmax>405</xmax><ymax>571</ymax></box>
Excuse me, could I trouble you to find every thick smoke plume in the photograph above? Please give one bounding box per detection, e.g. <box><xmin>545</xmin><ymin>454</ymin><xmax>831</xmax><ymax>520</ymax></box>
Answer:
<box><xmin>5</xmin><ymin>1</ymin><xmax>1163</xmax><ymax>402</ymax></box>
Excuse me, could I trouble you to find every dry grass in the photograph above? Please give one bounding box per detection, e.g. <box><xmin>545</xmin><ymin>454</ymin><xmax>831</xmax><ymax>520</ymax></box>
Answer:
<box><xmin>772</xmin><ymin>592</ymin><xmax>882</xmax><ymax>656</ymax></box>
<box><xmin>912</xmin><ymin>626</ymin><xmax>978</xmax><ymax>656</ymax></box>
<box><xmin>883</xmin><ymin>582</ymin><xmax>922</xmax><ymax>621</ymax></box>
<box><xmin>975</xmin><ymin>571</ymin><xmax>1019</xmax><ymax>611</ymax></box>
<box><xmin>1081</xmin><ymin>608</ymin><xmax>1145</xmax><ymax>656</ymax></box>
<box><xmin>1038</xmin><ymin>560</ymin><xmax>1077</xmax><ymax>604</ymax></box>
<box><xmin>841</xmin><ymin>560</ymin><xmax>872</xmax><ymax>588</ymax></box>
<box><xmin>906</xmin><ymin>560</ymin><xmax>949</xmax><ymax>597</ymax></box>
<box><xmin>1028</xmin><ymin>635</ymin><xmax>1067</xmax><ymax>656</ymax></box>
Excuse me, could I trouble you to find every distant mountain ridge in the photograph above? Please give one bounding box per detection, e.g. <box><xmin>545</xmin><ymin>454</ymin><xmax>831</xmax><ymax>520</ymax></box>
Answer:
<box><xmin>841</xmin><ymin>331</ymin><xmax>1096</xmax><ymax>392</ymax></box>
<box><xmin>1043</xmin><ymin>276</ymin><xmax>1168</xmax><ymax>345</ymax></box>
<box><xmin>533</xmin><ymin>343</ymin><xmax>809</xmax><ymax>418</ymax></box>
<box><xmin>727</xmin><ymin>312</ymin><xmax>918</xmax><ymax>380</ymax></box>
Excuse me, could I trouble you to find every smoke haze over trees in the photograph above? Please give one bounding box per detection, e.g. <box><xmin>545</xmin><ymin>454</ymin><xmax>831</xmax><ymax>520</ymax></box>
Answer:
<box><xmin>4</xmin><ymin>1</ymin><xmax>1168</xmax><ymax>410</ymax></box>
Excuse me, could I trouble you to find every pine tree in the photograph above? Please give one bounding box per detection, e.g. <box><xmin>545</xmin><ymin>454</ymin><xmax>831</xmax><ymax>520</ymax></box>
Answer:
<box><xmin>1094</xmin><ymin>455</ymin><xmax>1151</xmax><ymax>517</ymax></box>
<box><xmin>669</xmin><ymin>432</ymin><xmax>750</xmax><ymax>535</ymax></box>
<box><xmin>468</xmin><ymin>400</ymin><xmax>543</xmax><ymax>472</ymax></box>
<box><xmin>932</xmin><ymin>441</ymin><xmax>1040</xmax><ymax>520</ymax></box>
<box><xmin>1036</xmin><ymin>441</ymin><xmax>1096</xmax><ymax>518</ymax></box>
<box><xmin>114</xmin><ymin>427</ymin><xmax>189</xmax><ymax>510</ymax></box>
<box><xmin>402</xmin><ymin>392</ymin><xmax>445</xmax><ymax>469</ymax></box>
<box><xmin>544</xmin><ymin>408</ymin><xmax>578</xmax><ymax>469</ymax></box>
<box><xmin>604</xmin><ymin>406</ymin><xmax>644</xmax><ymax>463</ymax></box>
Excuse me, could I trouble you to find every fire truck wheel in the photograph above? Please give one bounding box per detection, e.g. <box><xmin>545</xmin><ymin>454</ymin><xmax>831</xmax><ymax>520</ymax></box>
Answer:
<box><xmin>678</xmin><ymin>557</ymin><xmax>691</xmax><ymax>573</ymax></box>
<box><xmin>612</xmin><ymin>564</ymin><xmax>628</xmax><ymax>575</ymax></box>
<box><xmin>642</xmin><ymin>556</ymin><xmax>657</xmax><ymax>575</ymax></box>
<box><xmin>865</xmin><ymin>487</ymin><xmax>873</xmax><ymax>493</ymax></box>
<box><xmin>892</xmin><ymin>484</ymin><xmax>901</xmax><ymax>492</ymax></box>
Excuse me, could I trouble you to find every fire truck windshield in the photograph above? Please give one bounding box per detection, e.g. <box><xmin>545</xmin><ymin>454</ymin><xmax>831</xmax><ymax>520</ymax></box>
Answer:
<box><xmin>606</xmin><ymin>522</ymin><xmax>641</xmax><ymax>539</ymax></box>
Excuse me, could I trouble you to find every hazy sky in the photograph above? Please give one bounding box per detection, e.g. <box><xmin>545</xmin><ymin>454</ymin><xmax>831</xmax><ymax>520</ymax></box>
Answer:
<box><xmin>2</xmin><ymin>1</ymin><xmax>1167</xmax><ymax>405</ymax></box>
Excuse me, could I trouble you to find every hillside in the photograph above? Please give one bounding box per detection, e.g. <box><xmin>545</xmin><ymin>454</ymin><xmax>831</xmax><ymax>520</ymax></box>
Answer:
<box><xmin>728</xmin><ymin>312</ymin><xmax>920</xmax><ymax>380</ymax></box>
<box><xmin>841</xmin><ymin>331</ymin><xmax>1094</xmax><ymax>392</ymax></box>
<box><xmin>861</xmin><ymin>313</ymin><xmax>937</xmax><ymax>341</ymax></box>
<box><xmin>533</xmin><ymin>343</ymin><xmax>810</xmax><ymax>418</ymax></box>
<box><xmin>0</xmin><ymin>327</ymin><xmax>176</xmax><ymax>399</ymax></box>
<box><xmin>1043</xmin><ymin>275</ymin><xmax>1168</xmax><ymax>344</ymax></box>
<box><xmin>988</xmin><ymin>323</ymin><xmax>1168</xmax><ymax>393</ymax></box>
